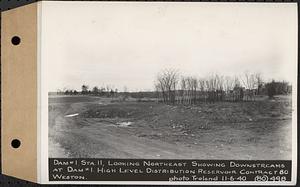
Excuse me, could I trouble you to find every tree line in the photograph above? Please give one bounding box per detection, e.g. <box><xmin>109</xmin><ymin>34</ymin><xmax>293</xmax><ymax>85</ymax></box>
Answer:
<box><xmin>154</xmin><ymin>69</ymin><xmax>291</xmax><ymax>104</ymax></box>
<box><xmin>54</xmin><ymin>68</ymin><xmax>291</xmax><ymax>104</ymax></box>
<box><xmin>56</xmin><ymin>85</ymin><xmax>119</xmax><ymax>97</ymax></box>
<box><xmin>55</xmin><ymin>85</ymin><xmax>157</xmax><ymax>100</ymax></box>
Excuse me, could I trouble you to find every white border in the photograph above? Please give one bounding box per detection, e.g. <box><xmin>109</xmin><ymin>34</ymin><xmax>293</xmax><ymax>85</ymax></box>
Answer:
<box><xmin>39</xmin><ymin>1</ymin><xmax>49</xmax><ymax>184</ymax></box>
<box><xmin>37</xmin><ymin>1</ymin><xmax>42</xmax><ymax>183</ymax></box>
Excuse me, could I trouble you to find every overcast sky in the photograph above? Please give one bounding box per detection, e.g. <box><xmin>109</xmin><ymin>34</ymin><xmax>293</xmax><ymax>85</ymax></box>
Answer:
<box><xmin>41</xmin><ymin>2</ymin><xmax>297</xmax><ymax>92</ymax></box>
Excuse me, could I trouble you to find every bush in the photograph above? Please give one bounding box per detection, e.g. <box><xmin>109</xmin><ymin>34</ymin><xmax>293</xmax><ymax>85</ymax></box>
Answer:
<box><xmin>265</xmin><ymin>81</ymin><xmax>276</xmax><ymax>98</ymax></box>
<box><xmin>265</xmin><ymin>80</ymin><xmax>290</xmax><ymax>98</ymax></box>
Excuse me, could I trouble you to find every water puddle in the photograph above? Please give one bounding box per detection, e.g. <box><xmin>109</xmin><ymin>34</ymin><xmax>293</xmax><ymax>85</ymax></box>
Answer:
<box><xmin>117</xmin><ymin>122</ymin><xmax>133</xmax><ymax>127</ymax></box>
<box><xmin>65</xmin><ymin>113</ymin><xmax>79</xmax><ymax>118</ymax></box>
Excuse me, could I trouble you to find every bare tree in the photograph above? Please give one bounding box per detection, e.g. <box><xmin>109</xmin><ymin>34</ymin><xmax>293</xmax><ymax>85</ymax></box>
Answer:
<box><xmin>240</xmin><ymin>71</ymin><xmax>256</xmax><ymax>101</ymax></box>
<box><xmin>224</xmin><ymin>76</ymin><xmax>234</xmax><ymax>92</ymax></box>
<box><xmin>155</xmin><ymin>78</ymin><xmax>167</xmax><ymax>103</ymax></box>
<box><xmin>180</xmin><ymin>76</ymin><xmax>187</xmax><ymax>104</ymax></box>
<box><xmin>205</xmin><ymin>74</ymin><xmax>221</xmax><ymax>102</ymax></box>
<box><xmin>198</xmin><ymin>78</ymin><xmax>207</xmax><ymax>102</ymax></box>
<box><xmin>254</xmin><ymin>73</ymin><xmax>263</xmax><ymax>95</ymax></box>
<box><xmin>156</xmin><ymin>69</ymin><xmax>179</xmax><ymax>104</ymax></box>
<box><xmin>185</xmin><ymin>76</ymin><xmax>198</xmax><ymax>104</ymax></box>
<box><xmin>241</xmin><ymin>72</ymin><xmax>255</xmax><ymax>90</ymax></box>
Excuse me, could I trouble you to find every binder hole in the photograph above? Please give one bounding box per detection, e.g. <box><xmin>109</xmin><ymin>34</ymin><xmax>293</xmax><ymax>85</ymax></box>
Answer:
<box><xmin>11</xmin><ymin>139</ymin><xmax>21</xmax><ymax>148</ymax></box>
<box><xmin>11</xmin><ymin>36</ymin><xmax>21</xmax><ymax>45</ymax></box>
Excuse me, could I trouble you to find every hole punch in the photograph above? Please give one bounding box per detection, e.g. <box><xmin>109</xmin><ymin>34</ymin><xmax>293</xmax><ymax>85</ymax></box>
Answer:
<box><xmin>11</xmin><ymin>139</ymin><xmax>21</xmax><ymax>148</ymax></box>
<box><xmin>11</xmin><ymin>36</ymin><xmax>21</xmax><ymax>45</ymax></box>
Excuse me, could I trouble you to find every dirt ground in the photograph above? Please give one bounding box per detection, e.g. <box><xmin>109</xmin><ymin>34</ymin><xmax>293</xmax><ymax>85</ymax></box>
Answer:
<box><xmin>48</xmin><ymin>95</ymin><xmax>292</xmax><ymax>160</ymax></box>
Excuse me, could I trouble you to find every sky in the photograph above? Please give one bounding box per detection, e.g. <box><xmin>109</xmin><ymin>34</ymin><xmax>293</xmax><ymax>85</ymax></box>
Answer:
<box><xmin>41</xmin><ymin>2</ymin><xmax>298</xmax><ymax>92</ymax></box>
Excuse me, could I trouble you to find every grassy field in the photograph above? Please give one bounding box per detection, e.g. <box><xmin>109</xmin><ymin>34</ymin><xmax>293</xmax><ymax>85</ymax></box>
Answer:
<box><xmin>49</xmin><ymin>95</ymin><xmax>292</xmax><ymax>159</ymax></box>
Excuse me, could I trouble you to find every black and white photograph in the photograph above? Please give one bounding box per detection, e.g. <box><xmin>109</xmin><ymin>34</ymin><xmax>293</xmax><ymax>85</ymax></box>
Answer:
<box><xmin>46</xmin><ymin>2</ymin><xmax>297</xmax><ymax>161</ymax></box>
